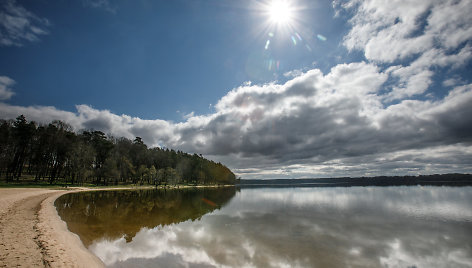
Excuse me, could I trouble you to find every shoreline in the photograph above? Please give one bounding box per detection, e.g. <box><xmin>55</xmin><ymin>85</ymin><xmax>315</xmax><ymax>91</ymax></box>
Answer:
<box><xmin>0</xmin><ymin>188</ymin><xmax>105</xmax><ymax>268</ymax></box>
<box><xmin>0</xmin><ymin>188</ymin><xmax>105</xmax><ymax>267</ymax></box>
<box><xmin>0</xmin><ymin>185</ymin><xmax>235</xmax><ymax>267</ymax></box>
<box><xmin>37</xmin><ymin>190</ymin><xmax>106</xmax><ymax>267</ymax></box>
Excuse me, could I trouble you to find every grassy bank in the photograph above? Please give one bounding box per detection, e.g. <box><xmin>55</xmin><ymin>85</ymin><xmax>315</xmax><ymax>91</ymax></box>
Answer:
<box><xmin>0</xmin><ymin>178</ymin><xmax>235</xmax><ymax>189</ymax></box>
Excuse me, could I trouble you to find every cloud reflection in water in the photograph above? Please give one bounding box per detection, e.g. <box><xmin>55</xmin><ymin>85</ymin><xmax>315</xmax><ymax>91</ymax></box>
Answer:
<box><xmin>90</xmin><ymin>187</ymin><xmax>472</xmax><ymax>267</ymax></box>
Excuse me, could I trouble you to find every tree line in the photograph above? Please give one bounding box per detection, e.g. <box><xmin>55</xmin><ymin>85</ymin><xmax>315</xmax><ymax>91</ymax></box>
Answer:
<box><xmin>0</xmin><ymin>115</ymin><xmax>236</xmax><ymax>186</ymax></box>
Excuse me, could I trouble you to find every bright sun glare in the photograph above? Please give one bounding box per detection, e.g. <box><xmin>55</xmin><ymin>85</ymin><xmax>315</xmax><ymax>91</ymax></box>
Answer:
<box><xmin>267</xmin><ymin>0</ymin><xmax>293</xmax><ymax>25</ymax></box>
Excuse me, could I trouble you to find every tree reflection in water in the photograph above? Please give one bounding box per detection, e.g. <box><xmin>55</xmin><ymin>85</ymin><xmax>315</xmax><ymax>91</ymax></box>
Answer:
<box><xmin>55</xmin><ymin>187</ymin><xmax>237</xmax><ymax>246</ymax></box>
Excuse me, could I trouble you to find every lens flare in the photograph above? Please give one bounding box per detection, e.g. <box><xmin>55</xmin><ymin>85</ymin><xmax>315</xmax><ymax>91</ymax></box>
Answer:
<box><xmin>265</xmin><ymin>40</ymin><xmax>271</xmax><ymax>50</ymax></box>
<box><xmin>317</xmin><ymin>34</ymin><xmax>327</xmax><ymax>41</ymax></box>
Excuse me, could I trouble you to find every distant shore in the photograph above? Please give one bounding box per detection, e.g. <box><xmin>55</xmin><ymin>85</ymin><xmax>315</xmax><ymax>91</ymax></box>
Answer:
<box><xmin>237</xmin><ymin>174</ymin><xmax>472</xmax><ymax>188</ymax></box>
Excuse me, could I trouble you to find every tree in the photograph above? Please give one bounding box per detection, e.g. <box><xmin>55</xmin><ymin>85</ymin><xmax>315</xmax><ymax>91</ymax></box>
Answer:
<box><xmin>176</xmin><ymin>158</ymin><xmax>192</xmax><ymax>184</ymax></box>
<box><xmin>136</xmin><ymin>165</ymin><xmax>148</xmax><ymax>185</ymax></box>
<box><xmin>148</xmin><ymin>165</ymin><xmax>157</xmax><ymax>185</ymax></box>
<box><xmin>47</xmin><ymin>121</ymin><xmax>74</xmax><ymax>184</ymax></box>
<box><xmin>0</xmin><ymin>120</ymin><xmax>12</xmax><ymax>178</ymax></box>
<box><xmin>8</xmin><ymin>115</ymin><xmax>36</xmax><ymax>181</ymax></box>
<box><xmin>103</xmin><ymin>157</ymin><xmax>119</xmax><ymax>185</ymax></box>
<box><xmin>117</xmin><ymin>155</ymin><xmax>135</xmax><ymax>184</ymax></box>
<box><xmin>68</xmin><ymin>138</ymin><xmax>94</xmax><ymax>185</ymax></box>
<box><xmin>165</xmin><ymin>167</ymin><xmax>179</xmax><ymax>186</ymax></box>
<box><xmin>130</xmin><ymin>137</ymin><xmax>148</xmax><ymax>168</ymax></box>
<box><xmin>90</xmin><ymin>131</ymin><xmax>114</xmax><ymax>184</ymax></box>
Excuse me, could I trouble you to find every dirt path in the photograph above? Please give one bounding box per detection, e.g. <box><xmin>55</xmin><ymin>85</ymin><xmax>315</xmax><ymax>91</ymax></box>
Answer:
<box><xmin>0</xmin><ymin>189</ymin><xmax>104</xmax><ymax>268</ymax></box>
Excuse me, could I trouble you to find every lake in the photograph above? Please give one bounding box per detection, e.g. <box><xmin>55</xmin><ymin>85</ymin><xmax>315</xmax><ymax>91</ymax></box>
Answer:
<box><xmin>55</xmin><ymin>186</ymin><xmax>472</xmax><ymax>267</ymax></box>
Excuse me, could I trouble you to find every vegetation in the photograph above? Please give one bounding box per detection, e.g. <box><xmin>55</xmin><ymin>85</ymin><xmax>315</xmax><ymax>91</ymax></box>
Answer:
<box><xmin>0</xmin><ymin>115</ymin><xmax>236</xmax><ymax>186</ymax></box>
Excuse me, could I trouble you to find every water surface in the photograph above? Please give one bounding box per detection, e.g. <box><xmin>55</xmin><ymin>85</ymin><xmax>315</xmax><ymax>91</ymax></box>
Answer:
<box><xmin>56</xmin><ymin>186</ymin><xmax>472</xmax><ymax>267</ymax></box>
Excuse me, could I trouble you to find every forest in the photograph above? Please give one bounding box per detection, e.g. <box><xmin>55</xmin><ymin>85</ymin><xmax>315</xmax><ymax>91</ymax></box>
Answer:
<box><xmin>0</xmin><ymin>115</ymin><xmax>236</xmax><ymax>186</ymax></box>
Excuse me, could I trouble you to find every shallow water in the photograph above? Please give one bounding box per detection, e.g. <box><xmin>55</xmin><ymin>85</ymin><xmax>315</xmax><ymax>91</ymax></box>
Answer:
<box><xmin>56</xmin><ymin>186</ymin><xmax>472</xmax><ymax>267</ymax></box>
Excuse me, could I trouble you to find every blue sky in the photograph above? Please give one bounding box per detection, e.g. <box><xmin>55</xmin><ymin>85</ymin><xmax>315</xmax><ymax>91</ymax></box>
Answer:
<box><xmin>1</xmin><ymin>0</ymin><xmax>472</xmax><ymax>179</ymax></box>
<box><xmin>0</xmin><ymin>0</ymin><xmax>350</xmax><ymax>120</ymax></box>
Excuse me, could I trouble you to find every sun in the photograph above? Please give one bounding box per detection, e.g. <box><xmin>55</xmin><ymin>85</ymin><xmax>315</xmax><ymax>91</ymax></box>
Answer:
<box><xmin>267</xmin><ymin>0</ymin><xmax>294</xmax><ymax>25</ymax></box>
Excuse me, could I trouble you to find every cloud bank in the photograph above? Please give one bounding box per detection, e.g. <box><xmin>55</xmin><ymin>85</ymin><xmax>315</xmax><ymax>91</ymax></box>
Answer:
<box><xmin>1</xmin><ymin>66</ymin><xmax>471</xmax><ymax>178</ymax></box>
<box><xmin>1</xmin><ymin>0</ymin><xmax>471</xmax><ymax>178</ymax></box>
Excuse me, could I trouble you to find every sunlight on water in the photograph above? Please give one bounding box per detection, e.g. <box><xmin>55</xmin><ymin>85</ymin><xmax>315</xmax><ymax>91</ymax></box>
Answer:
<box><xmin>56</xmin><ymin>186</ymin><xmax>472</xmax><ymax>267</ymax></box>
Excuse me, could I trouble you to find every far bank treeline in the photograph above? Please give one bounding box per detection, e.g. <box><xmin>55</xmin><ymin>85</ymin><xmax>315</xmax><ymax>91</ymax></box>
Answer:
<box><xmin>0</xmin><ymin>115</ymin><xmax>236</xmax><ymax>186</ymax></box>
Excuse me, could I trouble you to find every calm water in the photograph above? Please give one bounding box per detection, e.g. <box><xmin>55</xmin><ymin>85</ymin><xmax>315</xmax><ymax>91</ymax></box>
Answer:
<box><xmin>56</xmin><ymin>186</ymin><xmax>472</xmax><ymax>267</ymax></box>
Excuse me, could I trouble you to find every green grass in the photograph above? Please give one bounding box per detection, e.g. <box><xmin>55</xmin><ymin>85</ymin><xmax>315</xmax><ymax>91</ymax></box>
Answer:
<box><xmin>0</xmin><ymin>179</ymin><xmax>178</xmax><ymax>189</ymax></box>
<box><xmin>0</xmin><ymin>181</ymin><xmax>140</xmax><ymax>188</ymax></box>
<box><xmin>0</xmin><ymin>176</ymin><xmax>234</xmax><ymax>189</ymax></box>
<box><xmin>0</xmin><ymin>177</ymin><xmax>96</xmax><ymax>188</ymax></box>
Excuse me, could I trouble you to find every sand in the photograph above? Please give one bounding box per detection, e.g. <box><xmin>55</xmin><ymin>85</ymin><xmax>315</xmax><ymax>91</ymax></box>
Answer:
<box><xmin>0</xmin><ymin>188</ymin><xmax>105</xmax><ymax>268</ymax></box>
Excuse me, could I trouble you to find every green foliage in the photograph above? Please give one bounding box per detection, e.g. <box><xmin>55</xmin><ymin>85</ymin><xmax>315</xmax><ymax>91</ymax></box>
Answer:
<box><xmin>0</xmin><ymin>115</ymin><xmax>236</xmax><ymax>186</ymax></box>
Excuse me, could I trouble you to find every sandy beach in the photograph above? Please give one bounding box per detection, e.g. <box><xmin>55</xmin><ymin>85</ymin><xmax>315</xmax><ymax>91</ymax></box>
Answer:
<box><xmin>0</xmin><ymin>188</ymin><xmax>105</xmax><ymax>268</ymax></box>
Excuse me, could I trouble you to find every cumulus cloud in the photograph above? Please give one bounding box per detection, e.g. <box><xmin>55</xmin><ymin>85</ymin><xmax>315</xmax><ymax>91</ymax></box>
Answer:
<box><xmin>1</xmin><ymin>65</ymin><xmax>471</xmax><ymax>178</ymax></box>
<box><xmin>0</xmin><ymin>0</ymin><xmax>50</xmax><ymax>46</ymax></box>
<box><xmin>0</xmin><ymin>76</ymin><xmax>15</xmax><ymax>100</ymax></box>
<box><xmin>340</xmin><ymin>0</ymin><xmax>472</xmax><ymax>62</ymax></box>
<box><xmin>442</xmin><ymin>77</ymin><xmax>465</xmax><ymax>88</ymax></box>
<box><xmin>337</xmin><ymin>0</ymin><xmax>472</xmax><ymax>100</ymax></box>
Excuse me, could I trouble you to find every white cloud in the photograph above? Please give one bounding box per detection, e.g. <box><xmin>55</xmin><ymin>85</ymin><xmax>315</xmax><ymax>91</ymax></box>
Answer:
<box><xmin>339</xmin><ymin>0</ymin><xmax>472</xmax><ymax>100</ymax></box>
<box><xmin>341</xmin><ymin>0</ymin><xmax>472</xmax><ymax>62</ymax></box>
<box><xmin>283</xmin><ymin>69</ymin><xmax>304</xmax><ymax>78</ymax></box>
<box><xmin>1</xmin><ymin>65</ymin><xmax>471</xmax><ymax>178</ymax></box>
<box><xmin>442</xmin><ymin>77</ymin><xmax>464</xmax><ymax>88</ymax></box>
<box><xmin>0</xmin><ymin>0</ymin><xmax>49</xmax><ymax>46</ymax></box>
<box><xmin>0</xmin><ymin>76</ymin><xmax>15</xmax><ymax>100</ymax></box>
<box><xmin>82</xmin><ymin>0</ymin><xmax>116</xmax><ymax>13</ymax></box>
<box><xmin>183</xmin><ymin>111</ymin><xmax>195</xmax><ymax>120</ymax></box>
